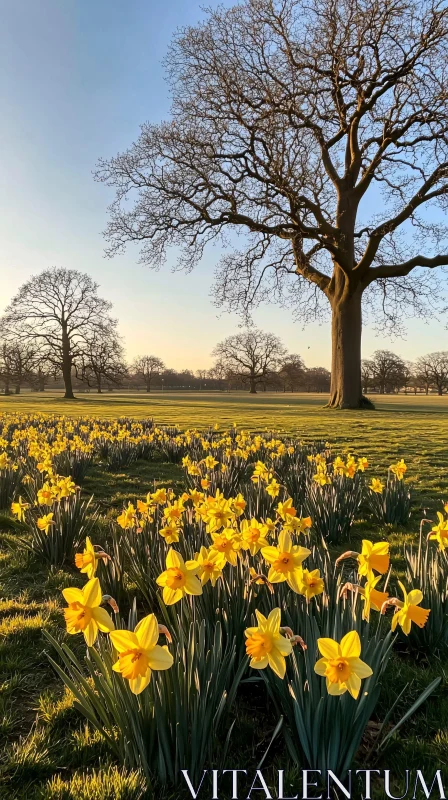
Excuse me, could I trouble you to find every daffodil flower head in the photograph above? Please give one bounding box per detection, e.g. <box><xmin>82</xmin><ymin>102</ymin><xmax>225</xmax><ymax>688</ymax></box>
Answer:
<box><xmin>428</xmin><ymin>512</ymin><xmax>448</xmax><ymax>552</ymax></box>
<box><xmin>314</xmin><ymin>631</ymin><xmax>373</xmax><ymax>699</ymax></box>
<box><xmin>391</xmin><ymin>581</ymin><xmax>430</xmax><ymax>635</ymax></box>
<box><xmin>358</xmin><ymin>575</ymin><xmax>389</xmax><ymax>622</ymax></box>
<box><xmin>110</xmin><ymin>613</ymin><xmax>173</xmax><ymax>695</ymax></box>
<box><xmin>210</xmin><ymin>530</ymin><xmax>242</xmax><ymax>566</ymax></box>
<box><xmin>156</xmin><ymin>548</ymin><xmax>202</xmax><ymax>605</ymax></box>
<box><xmin>358</xmin><ymin>539</ymin><xmax>389</xmax><ymax>579</ymax></box>
<box><xmin>75</xmin><ymin>537</ymin><xmax>98</xmax><ymax>579</ymax></box>
<box><xmin>62</xmin><ymin>577</ymin><xmax>115</xmax><ymax>647</ymax></box>
<box><xmin>11</xmin><ymin>496</ymin><xmax>30</xmax><ymax>522</ymax></box>
<box><xmin>244</xmin><ymin>608</ymin><xmax>292</xmax><ymax>678</ymax></box>
<box><xmin>240</xmin><ymin>518</ymin><xmax>269</xmax><ymax>556</ymax></box>
<box><xmin>298</xmin><ymin>568</ymin><xmax>324</xmax><ymax>600</ymax></box>
<box><xmin>261</xmin><ymin>529</ymin><xmax>310</xmax><ymax>592</ymax></box>
<box><xmin>276</xmin><ymin>498</ymin><xmax>296</xmax><ymax>521</ymax></box>
<box><xmin>37</xmin><ymin>512</ymin><xmax>54</xmax><ymax>534</ymax></box>
<box><xmin>194</xmin><ymin>545</ymin><xmax>226</xmax><ymax>586</ymax></box>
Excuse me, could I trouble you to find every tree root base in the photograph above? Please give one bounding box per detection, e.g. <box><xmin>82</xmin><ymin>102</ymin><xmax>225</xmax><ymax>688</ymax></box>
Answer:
<box><xmin>324</xmin><ymin>394</ymin><xmax>375</xmax><ymax>410</ymax></box>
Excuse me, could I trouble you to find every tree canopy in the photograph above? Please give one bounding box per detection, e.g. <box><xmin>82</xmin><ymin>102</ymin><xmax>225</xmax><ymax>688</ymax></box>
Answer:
<box><xmin>96</xmin><ymin>0</ymin><xmax>448</xmax><ymax>408</ymax></box>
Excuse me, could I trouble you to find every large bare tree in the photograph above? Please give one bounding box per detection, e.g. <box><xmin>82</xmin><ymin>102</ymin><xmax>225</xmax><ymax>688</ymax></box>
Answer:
<box><xmin>96</xmin><ymin>0</ymin><xmax>448</xmax><ymax>408</ymax></box>
<box><xmin>1</xmin><ymin>268</ymin><xmax>114</xmax><ymax>399</ymax></box>
<box><xmin>212</xmin><ymin>329</ymin><xmax>287</xmax><ymax>393</ymax></box>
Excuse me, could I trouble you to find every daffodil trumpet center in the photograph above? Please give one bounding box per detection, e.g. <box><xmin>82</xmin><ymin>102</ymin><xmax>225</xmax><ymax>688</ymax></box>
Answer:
<box><xmin>326</xmin><ymin>657</ymin><xmax>351</xmax><ymax>684</ymax></box>
<box><xmin>118</xmin><ymin>648</ymin><xmax>150</xmax><ymax>680</ymax></box>
<box><xmin>272</xmin><ymin>552</ymin><xmax>293</xmax><ymax>573</ymax></box>
<box><xmin>165</xmin><ymin>567</ymin><xmax>186</xmax><ymax>589</ymax></box>
<box><xmin>64</xmin><ymin>602</ymin><xmax>93</xmax><ymax>632</ymax></box>
<box><xmin>246</xmin><ymin>631</ymin><xmax>274</xmax><ymax>659</ymax></box>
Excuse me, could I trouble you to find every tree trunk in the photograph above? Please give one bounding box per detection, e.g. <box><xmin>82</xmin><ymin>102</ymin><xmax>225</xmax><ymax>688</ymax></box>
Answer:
<box><xmin>97</xmin><ymin>372</ymin><xmax>102</xmax><ymax>393</ymax></box>
<box><xmin>249</xmin><ymin>375</ymin><xmax>257</xmax><ymax>394</ymax></box>
<box><xmin>61</xmin><ymin>328</ymin><xmax>75</xmax><ymax>399</ymax></box>
<box><xmin>15</xmin><ymin>384</ymin><xmax>20</xmax><ymax>394</ymax></box>
<box><xmin>328</xmin><ymin>288</ymin><xmax>367</xmax><ymax>409</ymax></box>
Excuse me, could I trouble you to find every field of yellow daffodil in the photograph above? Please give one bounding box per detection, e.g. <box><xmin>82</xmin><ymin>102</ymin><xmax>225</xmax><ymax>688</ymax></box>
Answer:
<box><xmin>0</xmin><ymin>412</ymin><xmax>447</xmax><ymax>799</ymax></box>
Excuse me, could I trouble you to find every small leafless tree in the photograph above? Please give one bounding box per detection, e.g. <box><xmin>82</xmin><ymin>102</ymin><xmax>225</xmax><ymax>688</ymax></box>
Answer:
<box><xmin>96</xmin><ymin>0</ymin><xmax>448</xmax><ymax>409</ymax></box>
<box><xmin>0</xmin><ymin>341</ymin><xmax>38</xmax><ymax>394</ymax></box>
<box><xmin>415</xmin><ymin>351</ymin><xmax>448</xmax><ymax>394</ymax></box>
<box><xmin>212</xmin><ymin>329</ymin><xmax>287</xmax><ymax>393</ymax></box>
<box><xmin>0</xmin><ymin>268</ymin><xmax>114</xmax><ymax>399</ymax></box>
<box><xmin>361</xmin><ymin>359</ymin><xmax>374</xmax><ymax>395</ymax></box>
<box><xmin>278</xmin><ymin>354</ymin><xmax>305</xmax><ymax>392</ymax></box>
<box><xmin>82</xmin><ymin>323</ymin><xmax>127</xmax><ymax>393</ymax></box>
<box><xmin>370</xmin><ymin>350</ymin><xmax>406</xmax><ymax>393</ymax></box>
<box><xmin>132</xmin><ymin>355</ymin><xmax>165</xmax><ymax>392</ymax></box>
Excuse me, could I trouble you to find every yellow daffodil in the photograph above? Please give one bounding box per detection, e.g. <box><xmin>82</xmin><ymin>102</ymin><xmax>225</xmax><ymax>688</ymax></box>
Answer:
<box><xmin>203</xmin><ymin>496</ymin><xmax>234</xmax><ymax>532</ymax></box>
<box><xmin>284</xmin><ymin>515</ymin><xmax>312</xmax><ymax>535</ymax></box>
<box><xmin>55</xmin><ymin>476</ymin><xmax>77</xmax><ymax>498</ymax></box>
<box><xmin>11</xmin><ymin>496</ymin><xmax>30</xmax><ymax>522</ymax></box>
<box><xmin>156</xmin><ymin>549</ymin><xmax>202</xmax><ymax>605</ymax></box>
<box><xmin>110</xmin><ymin>613</ymin><xmax>173</xmax><ymax>695</ymax></box>
<box><xmin>62</xmin><ymin>577</ymin><xmax>115</xmax><ymax>647</ymax></box>
<box><xmin>298</xmin><ymin>568</ymin><xmax>324</xmax><ymax>600</ymax></box>
<box><xmin>313</xmin><ymin>465</ymin><xmax>332</xmax><ymax>486</ymax></box>
<box><xmin>390</xmin><ymin>459</ymin><xmax>407</xmax><ymax>480</ymax></box>
<box><xmin>358</xmin><ymin>540</ymin><xmax>389</xmax><ymax>578</ymax></box>
<box><xmin>251</xmin><ymin>461</ymin><xmax>270</xmax><ymax>483</ymax></box>
<box><xmin>232</xmin><ymin>493</ymin><xmax>246</xmax><ymax>516</ymax></box>
<box><xmin>117</xmin><ymin>503</ymin><xmax>136</xmax><ymax>530</ymax></box>
<box><xmin>240</xmin><ymin>519</ymin><xmax>269</xmax><ymax>556</ymax></box>
<box><xmin>261</xmin><ymin>530</ymin><xmax>310</xmax><ymax>592</ymax></box>
<box><xmin>358</xmin><ymin>457</ymin><xmax>369</xmax><ymax>472</ymax></box>
<box><xmin>314</xmin><ymin>631</ymin><xmax>373</xmax><ymax>699</ymax></box>
<box><xmin>276</xmin><ymin>498</ymin><xmax>296</xmax><ymax>521</ymax></box>
<box><xmin>266</xmin><ymin>478</ymin><xmax>281</xmax><ymax>498</ymax></box>
<box><xmin>163</xmin><ymin>499</ymin><xmax>185</xmax><ymax>524</ymax></box>
<box><xmin>37</xmin><ymin>512</ymin><xmax>54</xmax><ymax>534</ymax></box>
<box><xmin>0</xmin><ymin>452</ymin><xmax>10</xmax><ymax>469</ymax></box>
<box><xmin>358</xmin><ymin>576</ymin><xmax>389</xmax><ymax>622</ymax></box>
<box><xmin>429</xmin><ymin>512</ymin><xmax>448</xmax><ymax>552</ymax></box>
<box><xmin>201</xmin><ymin>478</ymin><xmax>211</xmax><ymax>490</ymax></box>
<box><xmin>390</xmin><ymin>581</ymin><xmax>430</xmax><ymax>635</ymax></box>
<box><xmin>194</xmin><ymin>546</ymin><xmax>226</xmax><ymax>586</ymax></box>
<box><xmin>261</xmin><ymin>518</ymin><xmax>276</xmax><ymax>537</ymax></box>
<box><xmin>369</xmin><ymin>478</ymin><xmax>384</xmax><ymax>494</ymax></box>
<box><xmin>37</xmin><ymin>483</ymin><xmax>55</xmax><ymax>505</ymax></box>
<box><xmin>244</xmin><ymin>608</ymin><xmax>292</xmax><ymax>678</ymax></box>
<box><xmin>136</xmin><ymin>499</ymin><xmax>151</xmax><ymax>516</ymax></box>
<box><xmin>203</xmin><ymin>454</ymin><xmax>219</xmax><ymax>470</ymax></box>
<box><xmin>151</xmin><ymin>488</ymin><xmax>168</xmax><ymax>504</ymax></box>
<box><xmin>75</xmin><ymin>536</ymin><xmax>98</xmax><ymax>579</ymax></box>
<box><xmin>210</xmin><ymin>529</ymin><xmax>242</xmax><ymax>566</ymax></box>
<box><xmin>159</xmin><ymin>522</ymin><xmax>182</xmax><ymax>544</ymax></box>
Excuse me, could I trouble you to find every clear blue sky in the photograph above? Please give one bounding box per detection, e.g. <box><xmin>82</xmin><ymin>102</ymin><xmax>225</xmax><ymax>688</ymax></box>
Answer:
<box><xmin>0</xmin><ymin>0</ymin><xmax>445</xmax><ymax>370</ymax></box>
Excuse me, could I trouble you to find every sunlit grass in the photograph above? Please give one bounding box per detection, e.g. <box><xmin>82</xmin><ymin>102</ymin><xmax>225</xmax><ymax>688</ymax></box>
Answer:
<box><xmin>0</xmin><ymin>397</ymin><xmax>447</xmax><ymax>797</ymax></box>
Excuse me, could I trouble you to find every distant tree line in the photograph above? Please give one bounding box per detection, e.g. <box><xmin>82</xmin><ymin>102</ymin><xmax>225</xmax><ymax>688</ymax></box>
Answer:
<box><xmin>0</xmin><ymin>268</ymin><xmax>446</xmax><ymax>398</ymax></box>
<box><xmin>362</xmin><ymin>350</ymin><xmax>448</xmax><ymax>396</ymax></box>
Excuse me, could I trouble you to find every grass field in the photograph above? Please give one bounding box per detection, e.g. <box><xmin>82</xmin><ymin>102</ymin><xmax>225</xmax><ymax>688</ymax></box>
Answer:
<box><xmin>0</xmin><ymin>393</ymin><xmax>447</xmax><ymax>798</ymax></box>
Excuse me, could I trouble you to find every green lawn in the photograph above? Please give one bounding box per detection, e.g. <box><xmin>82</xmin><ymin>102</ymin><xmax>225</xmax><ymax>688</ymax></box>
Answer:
<box><xmin>0</xmin><ymin>393</ymin><xmax>447</xmax><ymax>798</ymax></box>
<box><xmin>3</xmin><ymin>390</ymin><xmax>448</xmax><ymax>505</ymax></box>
